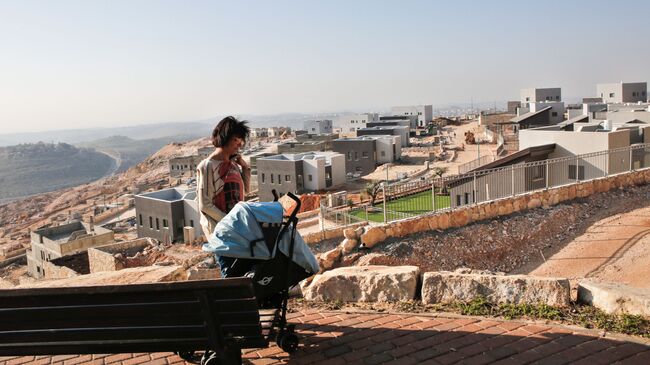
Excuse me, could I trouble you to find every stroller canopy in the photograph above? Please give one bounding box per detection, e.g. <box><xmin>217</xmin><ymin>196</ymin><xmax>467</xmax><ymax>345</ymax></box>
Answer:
<box><xmin>203</xmin><ymin>201</ymin><xmax>320</xmax><ymax>274</ymax></box>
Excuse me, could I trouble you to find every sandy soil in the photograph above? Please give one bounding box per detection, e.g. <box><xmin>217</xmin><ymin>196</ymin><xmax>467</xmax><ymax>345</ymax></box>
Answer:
<box><xmin>528</xmin><ymin>206</ymin><xmax>650</xmax><ymax>289</ymax></box>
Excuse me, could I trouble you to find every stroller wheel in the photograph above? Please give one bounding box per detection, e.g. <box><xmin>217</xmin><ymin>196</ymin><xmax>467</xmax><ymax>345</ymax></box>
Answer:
<box><xmin>278</xmin><ymin>332</ymin><xmax>300</xmax><ymax>353</ymax></box>
<box><xmin>174</xmin><ymin>351</ymin><xmax>197</xmax><ymax>362</ymax></box>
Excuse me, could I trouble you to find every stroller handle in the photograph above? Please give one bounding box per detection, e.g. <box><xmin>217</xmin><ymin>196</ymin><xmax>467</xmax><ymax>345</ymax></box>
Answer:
<box><xmin>270</xmin><ymin>189</ymin><xmax>301</xmax><ymax>219</ymax></box>
<box><xmin>287</xmin><ymin>192</ymin><xmax>301</xmax><ymax>219</ymax></box>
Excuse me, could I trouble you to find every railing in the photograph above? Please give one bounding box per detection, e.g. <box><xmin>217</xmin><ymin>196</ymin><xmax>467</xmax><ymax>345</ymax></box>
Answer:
<box><xmin>457</xmin><ymin>155</ymin><xmax>496</xmax><ymax>174</ymax></box>
<box><xmin>334</xmin><ymin>143</ymin><xmax>650</xmax><ymax>224</ymax></box>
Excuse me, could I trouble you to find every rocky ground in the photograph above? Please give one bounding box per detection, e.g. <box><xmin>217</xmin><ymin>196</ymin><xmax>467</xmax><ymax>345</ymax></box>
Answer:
<box><xmin>311</xmin><ymin>184</ymin><xmax>650</xmax><ymax>276</ymax></box>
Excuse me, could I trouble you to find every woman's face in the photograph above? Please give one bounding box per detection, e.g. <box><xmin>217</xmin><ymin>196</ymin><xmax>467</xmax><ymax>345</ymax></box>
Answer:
<box><xmin>224</xmin><ymin>136</ymin><xmax>245</xmax><ymax>156</ymax></box>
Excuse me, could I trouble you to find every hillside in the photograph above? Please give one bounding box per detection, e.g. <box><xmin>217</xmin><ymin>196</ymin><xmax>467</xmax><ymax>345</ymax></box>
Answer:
<box><xmin>77</xmin><ymin>135</ymin><xmax>197</xmax><ymax>173</ymax></box>
<box><xmin>0</xmin><ymin>142</ymin><xmax>114</xmax><ymax>202</ymax></box>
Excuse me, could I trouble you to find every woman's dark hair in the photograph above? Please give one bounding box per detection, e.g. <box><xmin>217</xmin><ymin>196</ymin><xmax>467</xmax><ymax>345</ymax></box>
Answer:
<box><xmin>211</xmin><ymin>116</ymin><xmax>251</xmax><ymax>148</ymax></box>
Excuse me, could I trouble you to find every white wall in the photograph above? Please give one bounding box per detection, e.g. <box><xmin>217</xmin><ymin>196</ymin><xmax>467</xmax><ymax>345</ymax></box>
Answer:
<box><xmin>530</xmin><ymin>101</ymin><xmax>565</xmax><ymax>124</ymax></box>
<box><xmin>183</xmin><ymin>199</ymin><xmax>203</xmax><ymax>239</ymax></box>
<box><xmin>334</xmin><ymin>113</ymin><xmax>378</xmax><ymax>134</ymax></box>
<box><xmin>519</xmin><ymin>129</ymin><xmax>630</xmax><ymax>158</ymax></box>
<box><xmin>302</xmin><ymin>158</ymin><xmax>325</xmax><ymax>191</ymax></box>
<box><xmin>521</xmin><ymin>88</ymin><xmax>561</xmax><ymax>103</ymax></box>
<box><xmin>606</xmin><ymin>111</ymin><xmax>650</xmax><ymax>125</ymax></box>
<box><xmin>390</xmin><ymin>105</ymin><xmax>432</xmax><ymax>127</ymax></box>
<box><xmin>329</xmin><ymin>154</ymin><xmax>346</xmax><ymax>187</ymax></box>
<box><xmin>375</xmin><ymin>136</ymin><xmax>401</xmax><ymax>163</ymax></box>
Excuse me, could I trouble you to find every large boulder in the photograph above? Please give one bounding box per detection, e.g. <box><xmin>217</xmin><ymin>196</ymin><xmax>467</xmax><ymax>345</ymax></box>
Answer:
<box><xmin>360</xmin><ymin>226</ymin><xmax>387</xmax><ymax>248</ymax></box>
<box><xmin>302</xmin><ymin>265</ymin><xmax>420</xmax><ymax>302</ymax></box>
<box><xmin>422</xmin><ymin>271</ymin><xmax>570</xmax><ymax>307</ymax></box>
<box><xmin>578</xmin><ymin>280</ymin><xmax>650</xmax><ymax>316</ymax></box>
<box><xmin>339</xmin><ymin>238</ymin><xmax>359</xmax><ymax>254</ymax></box>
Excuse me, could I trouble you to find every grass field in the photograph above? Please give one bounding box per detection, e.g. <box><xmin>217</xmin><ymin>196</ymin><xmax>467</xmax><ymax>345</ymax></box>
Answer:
<box><xmin>350</xmin><ymin>190</ymin><xmax>451</xmax><ymax>223</ymax></box>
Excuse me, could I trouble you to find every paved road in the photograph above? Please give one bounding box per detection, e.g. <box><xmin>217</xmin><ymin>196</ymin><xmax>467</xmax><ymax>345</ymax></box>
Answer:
<box><xmin>2</xmin><ymin>310</ymin><xmax>648</xmax><ymax>365</ymax></box>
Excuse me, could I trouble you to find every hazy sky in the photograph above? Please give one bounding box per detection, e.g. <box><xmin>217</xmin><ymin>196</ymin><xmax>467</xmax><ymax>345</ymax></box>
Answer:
<box><xmin>1</xmin><ymin>0</ymin><xmax>649</xmax><ymax>134</ymax></box>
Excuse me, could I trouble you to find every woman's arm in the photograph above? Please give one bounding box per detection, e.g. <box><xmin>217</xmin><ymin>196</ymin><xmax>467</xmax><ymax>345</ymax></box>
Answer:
<box><xmin>235</xmin><ymin>155</ymin><xmax>251</xmax><ymax>194</ymax></box>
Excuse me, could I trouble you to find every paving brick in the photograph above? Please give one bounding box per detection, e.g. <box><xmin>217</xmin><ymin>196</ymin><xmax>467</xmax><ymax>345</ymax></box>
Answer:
<box><xmin>5</xmin><ymin>311</ymin><xmax>649</xmax><ymax>365</ymax></box>
<box><xmin>63</xmin><ymin>356</ymin><xmax>93</xmax><ymax>365</ymax></box>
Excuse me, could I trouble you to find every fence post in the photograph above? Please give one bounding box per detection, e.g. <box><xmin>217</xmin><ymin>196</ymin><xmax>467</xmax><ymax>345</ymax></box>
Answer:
<box><xmin>545</xmin><ymin>161</ymin><xmax>549</xmax><ymax>190</ymax></box>
<box><xmin>319</xmin><ymin>206</ymin><xmax>325</xmax><ymax>232</ymax></box>
<box><xmin>472</xmin><ymin>172</ymin><xmax>478</xmax><ymax>205</ymax></box>
<box><xmin>432</xmin><ymin>179</ymin><xmax>437</xmax><ymax>212</ymax></box>
<box><xmin>511</xmin><ymin>165</ymin><xmax>515</xmax><ymax>197</ymax></box>
<box><xmin>576</xmin><ymin>156</ymin><xmax>580</xmax><ymax>182</ymax></box>
<box><xmin>630</xmin><ymin>148</ymin><xmax>634</xmax><ymax>171</ymax></box>
<box><xmin>382</xmin><ymin>183</ymin><xmax>387</xmax><ymax>223</ymax></box>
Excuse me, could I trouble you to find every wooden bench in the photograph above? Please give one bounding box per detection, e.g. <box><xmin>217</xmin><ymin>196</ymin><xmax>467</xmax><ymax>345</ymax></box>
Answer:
<box><xmin>0</xmin><ymin>278</ymin><xmax>270</xmax><ymax>365</ymax></box>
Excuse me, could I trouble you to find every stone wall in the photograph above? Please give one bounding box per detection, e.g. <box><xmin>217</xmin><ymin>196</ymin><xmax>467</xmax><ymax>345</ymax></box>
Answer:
<box><xmin>88</xmin><ymin>238</ymin><xmax>154</xmax><ymax>273</ymax></box>
<box><xmin>359</xmin><ymin>169</ymin><xmax>650</xmax><ymax>245</ymax></box>
<box><xmin>43</xmin><ymin>260</ymin><xmax>80</xmax><ymax>280</ymax></box>
<box><xmin>303</xmin><ymin>221</ymin><xmax>368</xmax><ymax>244</ymax></box>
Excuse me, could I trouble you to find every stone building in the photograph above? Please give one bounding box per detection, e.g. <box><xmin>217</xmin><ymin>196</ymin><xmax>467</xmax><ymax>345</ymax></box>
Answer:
<box><xmin>26</xmin><ymin>221</ymin><xmax>114</xmax><ymax>279</ymax></box>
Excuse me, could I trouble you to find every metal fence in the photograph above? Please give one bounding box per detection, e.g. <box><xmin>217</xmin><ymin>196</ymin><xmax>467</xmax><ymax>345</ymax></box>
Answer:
<box><xmin>347</xmin><ymin>143</ymin><xmax>650</xmax><ymax>224</ymax></box>
<box><xmin>458</xmin><ymin>155</ymin><xmax>496</xmax><ymax>174</ymax></box>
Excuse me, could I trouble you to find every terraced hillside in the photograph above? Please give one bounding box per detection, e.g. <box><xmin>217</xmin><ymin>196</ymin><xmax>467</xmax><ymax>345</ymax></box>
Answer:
<box><xmin>0</xmin><ymin>142</ymin><xmax>114</xmax><ymax>202</ymax></box>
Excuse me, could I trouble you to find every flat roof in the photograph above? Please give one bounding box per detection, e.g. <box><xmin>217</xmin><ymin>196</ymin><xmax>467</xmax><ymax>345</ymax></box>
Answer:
<box><xmin>138</xmin><ymin>188</ymin><xmax>196</xmax><ymax>202</ymax></box>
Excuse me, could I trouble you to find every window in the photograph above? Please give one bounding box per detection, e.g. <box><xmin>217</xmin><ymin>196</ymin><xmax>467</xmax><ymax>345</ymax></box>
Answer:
<box><xmin>326</xmin><ymin>173</ymin><xmax>331</xmax><ymax>179</ymax></box>
<box><xmin>362</xmin><ymin>151</ymin><xmax>369</xmax><ymax>158</ymax></box>
<box><xmin>609</xmin><ymin>93</ymin><xmax>615</xmax><ymax>98</ymax></box>
<box><xmin>308</xmin><ymin>174</ymin><xmax>313</xmax><ymax>181</ymax></box>
<box><xmin>633</xmin><ymin>92</ymin><xmax>637</xmax><ymax>97</ymax></box>
<box><xmin>163</xmin><ymin>219</ymin><xmax>168</xmax><ymax>228</ymax></box>
<box><xmin>149</xmin><ymin>216</ymin><xmax>153</xmax><ymax>229</ymax></box>
<box><xmin>456</xmin><ymin>195</ymin><xmax>462</xmax><ymax>206</ymax></box>
<box><xmin>556</xmin><ymin>96</ymin><xmax>560</xmax><ymax>100</ymax></box>
<box><xmin>551</xmin><ymin>112</ymin><xmax>558</xmax><ymax>117</ymax></box>
<box><xmin>355</xmin><ymin>151</ymin><xmax>358</xmax><ymax>161</ymax></box>
<box><xmin>139</xmin><ymin>214</ymin><xmax>143</xmax><ymax>226</ymax></box>
<box><xmin>355</xmin><ymin>166</ymin><xmax>362</xmax><ymax>172</ymax></box>
<box><xmin>464</xmin><ymin>193</ymin><xmax>470</xmax><ymax>204</ymax></box>
<box><xmin>156</xmin><ymin>218</ymin><xmax>160</xmax><ymax>230</ymax></box>
<box><xmin>285</xmin><ymin>175</ymin><xmax>291</xmax><ymax>182</ymax></box>
<box><xmin>643</xmin><ymin>91</ymin><xmax>647</xmax><ymax>96</ymax></box>
<box><xmin>271</xmin><ymin>174</ymin><xmax>274</xmax><ymax>184</ymax></box>
<box><xmin>261</xmin><ymin>173</ymin><xmax>265</xmax><ymax>183</ymax></box>
<box><xmin>525</xmin><ymin>97</ymin><xmax>530</xmax><ymax>102</ymax></box>
<box><xmin>531</xmin><ymin>165</ymin><xmax>544</xmax><ymax>180</ymax></box>
<box><xmin>41</xmin><ymin>251</ymin><xmax>45</xmax><ymax>260</ymax></box>
<box><xmin>190</xmin><ymin>220</ymin><xmax>194</xmax><ymax>227</ymax></box>
<box><xmin>278</xmin><ymin>174</ymin><xmax>282</xmax><ymax>185</ymax></box>
<box><xmin>568</xmin><ymin>165</ymin><xmax>585</xmax><ymax>180</ymax></box>
<box><xmin>347</xmin><ymin>152</ymin><xmax>352</xmax><ymax>161</ymax></box>
<box><xmin>311</xmin><ymin>128</ymin><xmax>315</xmax><ymax>131</ymax></box>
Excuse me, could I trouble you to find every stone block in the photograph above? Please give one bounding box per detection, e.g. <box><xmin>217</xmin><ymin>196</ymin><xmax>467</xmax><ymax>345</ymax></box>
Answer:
<box><xmin>421</xmin><ymin>271</ymin><xmax>570</xmax><ymax>307</ymax></box>
<box><xmin>339</xmin><ymin>238</ymin><xmax>359</xmax><ymax>255</ymax></box>
<box><xmin>360</xmin><ymin>226</ymin><xmax>387</xmax><ymax>248</ymax></box>
<box><xmin>302</xmin><ymin>265</ymin><xmax>420</xmax><ymax>302</ymax></box>
<box><xmin>578</xmin><ymin>280</ymin><xmax>650</xmax><ymax>316</ymax></box>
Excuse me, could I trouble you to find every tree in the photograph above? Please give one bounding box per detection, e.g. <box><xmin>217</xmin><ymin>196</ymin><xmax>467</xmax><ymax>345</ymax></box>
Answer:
<box><xmin>432</xmin><ymin>167</ymin><xmax>449</xmax><ymax>194</ymax></box>
<box><xmin>365</xmin><ymin>180</ymin><xmax>382</xmax><ymax>206</ymax></box>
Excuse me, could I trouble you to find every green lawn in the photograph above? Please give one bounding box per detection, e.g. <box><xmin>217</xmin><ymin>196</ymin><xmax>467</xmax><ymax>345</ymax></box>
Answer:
<box><xmin>350</xmin><ymin>190</ymin><xmax>451</xmax><ymax>223</ymax></box>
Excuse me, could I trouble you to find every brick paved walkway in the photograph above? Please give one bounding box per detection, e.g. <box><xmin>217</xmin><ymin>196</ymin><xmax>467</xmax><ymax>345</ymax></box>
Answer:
<box><xmin>2</xmin><ymin>310</ymin><xmax>649</xmax><ymax>364</ymax></box>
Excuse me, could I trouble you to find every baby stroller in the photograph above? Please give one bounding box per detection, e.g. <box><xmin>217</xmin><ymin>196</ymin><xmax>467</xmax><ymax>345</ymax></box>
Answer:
<box><xmin>194</xmin><ymin>191</ymin><xmax>319</xmax><ymax>364</ymax></box>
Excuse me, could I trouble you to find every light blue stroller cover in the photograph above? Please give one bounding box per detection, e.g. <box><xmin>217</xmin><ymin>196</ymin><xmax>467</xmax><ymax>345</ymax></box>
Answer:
<box><xmin>202</xmin><ymin>201</ymin><xmax>320</xmax><ymax>274</ymax></box>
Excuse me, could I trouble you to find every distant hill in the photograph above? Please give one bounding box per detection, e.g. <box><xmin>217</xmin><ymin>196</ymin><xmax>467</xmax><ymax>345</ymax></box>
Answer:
<box><xmin>0</xmin><ymin>142</ymin><xmax>114</xmax><ymax>202</ymax></box>
<box><xmin>77</xmin><ymin>135</ymin><xmax>196</xmax><ymax>173</ymax></box>
<box><xmin>0</xmin><ymin>121</ymin><xmax>214</xmax><ymax>147</ymax></box>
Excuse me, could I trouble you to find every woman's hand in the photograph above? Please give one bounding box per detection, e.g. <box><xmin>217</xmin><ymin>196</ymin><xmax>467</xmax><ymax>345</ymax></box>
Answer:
<box><xmin>234</xmin><ymin>154</ymin><xmax>250</xmax><ymax>170</ymax></box>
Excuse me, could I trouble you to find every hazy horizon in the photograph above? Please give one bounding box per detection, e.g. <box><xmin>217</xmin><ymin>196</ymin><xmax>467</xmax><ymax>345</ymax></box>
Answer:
<box><xmin>1</xmin><ymin>0</ymin><xmax>649</xmax><ymax>134</ymax></box>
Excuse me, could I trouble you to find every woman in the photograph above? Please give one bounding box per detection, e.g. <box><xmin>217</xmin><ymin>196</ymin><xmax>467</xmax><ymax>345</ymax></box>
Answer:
<box><xmin>196</xmin><ymin>116</ymin><xmax>251</xmax><ymax>239</ymax></box>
